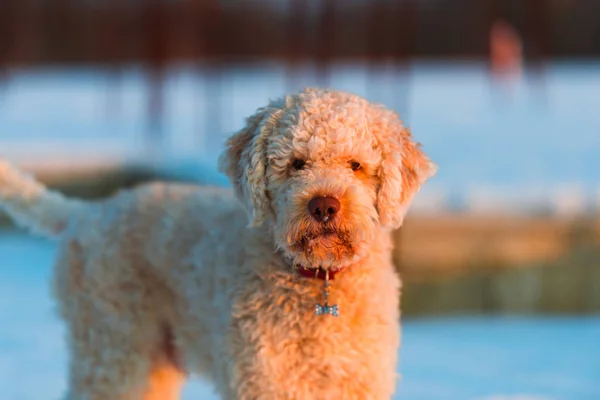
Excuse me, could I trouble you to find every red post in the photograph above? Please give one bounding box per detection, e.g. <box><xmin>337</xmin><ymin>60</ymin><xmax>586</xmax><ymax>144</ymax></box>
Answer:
<box><xmin>525</xmin><ymin>0</ymin><xmax>548</xmax><ymax>86</ymax></box>
<box><xmin>96</xmin><ymin>0</ymin><xmax>124</xmax><ymax>121</ymax></box>
<box><xmin>141</xmin><ymin>0</ymin><xmax>169</xmax><ymax>152</ymax></box>
<box><xmin>198</xmin><ymin>0</ymin><xmax>224</xmax><ymax>154</ymax></box>
<box><xmin>393</xmin><ymin>0</ymin><xmax>417</xmax><ymax>118</ymax></box>
<box><xmin>286</xmin><ymin>0</ymin><xmax>308</xmax><ymax>92</ymax></box>
<box><xmin>314</xmin><ymin>0</ymin><xmax>335</xmax><ymax>88</ymax></box>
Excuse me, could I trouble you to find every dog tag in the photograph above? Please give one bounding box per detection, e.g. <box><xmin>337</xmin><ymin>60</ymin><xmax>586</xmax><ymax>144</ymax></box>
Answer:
<box><xmin>315</xmin><ymin>270</ymin><xmax>339</xmax><ymax>317</ymax></box>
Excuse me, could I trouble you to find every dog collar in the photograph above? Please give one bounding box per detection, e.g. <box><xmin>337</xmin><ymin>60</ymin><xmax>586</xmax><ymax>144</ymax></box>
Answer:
<box><xmin>292</xmin><ymin>265</ymin><xmax>342</xmax><ymax>316</ymax></box>
<box><xmin>294</xmin><ymin>265</ymin><xmax>345</xmax><ymax>280</ymax></box>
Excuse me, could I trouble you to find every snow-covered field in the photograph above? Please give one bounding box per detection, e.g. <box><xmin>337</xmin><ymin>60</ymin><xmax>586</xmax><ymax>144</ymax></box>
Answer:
<box><xmin>1</xmin><ymin>232</ymin><xmax>599</xmax><ymax>400</ymax></box>
<box><xmin>1</xmin><ymin>61</ymin><xmax>600</xmax><ymax>214</ymax></box>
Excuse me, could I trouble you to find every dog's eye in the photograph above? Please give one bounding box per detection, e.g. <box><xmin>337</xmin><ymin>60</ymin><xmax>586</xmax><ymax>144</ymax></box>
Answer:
<box><xmin>350</xmin><ymin>161</ymin><xmax>362</xmax><ymax>171</ymax></box>
<box><xmin>291</xmin><ymin>158</ymin><xmax>306</xmax><ymax>170</ymax></box>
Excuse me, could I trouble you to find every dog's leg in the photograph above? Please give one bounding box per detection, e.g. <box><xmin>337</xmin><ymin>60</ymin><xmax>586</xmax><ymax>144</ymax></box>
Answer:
<box><xmin>63</xmin><ymin>315</ymin><xmax>158</xmax><ymax>399</ymax></box>
<box><xmin>142</xmin><ymin>360</ymin><xmax>186</xmax><ymax>400</ymax></box>
<box><xmin>65</xmin><ymin>338</ymin><xmax>146</xmax><ymax>398</ymax></box>
<box><xmin>55</xmin><ymin>240</ymin><xmax>175</xmax><ymax>399</ymax></box>
<box><xmin>63</xmin><ymin>322</ymin><xmax>186</xmax><ymax>400</ymax></box>
<box><xmin>142</xmin><ymin>326</ymin><xmax>187</xmax><ymax>400</ymax></box>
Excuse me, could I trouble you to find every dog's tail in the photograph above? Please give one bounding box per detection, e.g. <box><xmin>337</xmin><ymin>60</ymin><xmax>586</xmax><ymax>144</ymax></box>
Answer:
<box><xmin>0</xmin><ymin>158</ymin><xmax>86</xmax><ymax>239</ymax></box>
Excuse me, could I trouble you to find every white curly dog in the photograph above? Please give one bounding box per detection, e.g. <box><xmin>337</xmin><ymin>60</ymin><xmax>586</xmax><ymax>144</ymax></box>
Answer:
<box><xmin>0</xmin><ymin>88</ymin><xmax>435</xmax><ymax>400</ymax></box>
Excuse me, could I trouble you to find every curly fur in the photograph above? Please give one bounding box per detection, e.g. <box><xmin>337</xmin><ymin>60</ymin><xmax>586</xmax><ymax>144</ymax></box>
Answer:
<box><xmin>0</xmin><ymin>88</ymin><xmax>435</xmax><ymax>399</ymax></box>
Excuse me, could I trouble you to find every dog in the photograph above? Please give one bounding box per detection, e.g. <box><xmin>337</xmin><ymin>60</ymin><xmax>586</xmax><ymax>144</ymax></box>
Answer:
<box><xmin>0</xmin><ymin>88</ymin><xmax>436</xmax><ymax>399</ymax></box>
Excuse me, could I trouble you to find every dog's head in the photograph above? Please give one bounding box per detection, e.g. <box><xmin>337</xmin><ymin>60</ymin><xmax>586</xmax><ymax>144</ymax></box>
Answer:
<box><xmin>219</xmin><ymin>88</ymin><xmax>436</xmax><ymax>269</ymax></box>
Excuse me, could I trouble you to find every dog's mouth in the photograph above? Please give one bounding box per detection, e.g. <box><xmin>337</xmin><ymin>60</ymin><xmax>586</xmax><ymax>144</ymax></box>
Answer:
<box><xmin>281</xmin><ymin>204</ymin><xmax>375</xmax><ymax>268</ymax></box>
<box><xmin>287</xmin><ymin>226</ymin><xmax>357</xmax><ymax>267</ymax></box>
<box><xmin>293</xmin><ymin>226</ymin><xmax>348</xmax><ymax>248</ymax></box>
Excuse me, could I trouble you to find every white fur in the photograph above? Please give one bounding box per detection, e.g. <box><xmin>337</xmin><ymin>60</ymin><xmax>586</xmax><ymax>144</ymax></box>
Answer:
<box><xmin>0</xmin><ymin>88</ymin><xmax>435</xmax><ymax>400</ymax></box>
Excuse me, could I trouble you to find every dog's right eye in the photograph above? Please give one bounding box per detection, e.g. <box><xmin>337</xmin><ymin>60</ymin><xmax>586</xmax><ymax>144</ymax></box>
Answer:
<box><xmin>291</xmin><ymin>159</ymin><xmax>306</xmax><ymax>170</ymax></box>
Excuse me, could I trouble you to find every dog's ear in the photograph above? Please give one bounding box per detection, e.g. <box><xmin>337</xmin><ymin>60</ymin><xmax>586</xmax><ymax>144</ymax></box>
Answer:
<box><xmin>375</xmin><ymin>110</ymin><xmax>437</xmax><ymax>229</ymax></box>
<box><xmin>218</xmin><ymin>103</ymin><xmax>283</xmax><ymax>227</ymax></box>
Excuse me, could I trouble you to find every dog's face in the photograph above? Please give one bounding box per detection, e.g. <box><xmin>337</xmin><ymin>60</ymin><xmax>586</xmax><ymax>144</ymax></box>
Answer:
<box><xmin>219</xmin><ymin>89</ymin><xmax>436</xmax><ymax>269</ymax></box>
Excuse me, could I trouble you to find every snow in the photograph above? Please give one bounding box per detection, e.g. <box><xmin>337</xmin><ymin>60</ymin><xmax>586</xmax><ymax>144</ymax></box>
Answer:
<box><xmin>1</xmin><ymin>232</ymin><xmax>599</xmax><ymax>399</ymax></box>
<box><xmin>1</xmin><ymin>61</ymin><xmax>600</xmax><ymax>213</ymax></box>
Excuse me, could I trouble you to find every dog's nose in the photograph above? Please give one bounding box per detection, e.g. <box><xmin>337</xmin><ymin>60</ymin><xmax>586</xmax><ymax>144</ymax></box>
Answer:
<box><xmin>308</xmin><ymin>196</ymin><xmax>341</xmax><ymax>222</ymax></box>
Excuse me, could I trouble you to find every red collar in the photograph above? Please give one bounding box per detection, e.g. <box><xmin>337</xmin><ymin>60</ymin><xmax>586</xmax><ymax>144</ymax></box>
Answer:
<box><xmin>294</xmin><ymin>265</ymin><xmax>345</xmax><ymax>280</ymax></box>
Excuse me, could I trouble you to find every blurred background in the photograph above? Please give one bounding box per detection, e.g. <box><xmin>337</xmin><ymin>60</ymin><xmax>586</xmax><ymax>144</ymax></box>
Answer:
<box><xmin>0</xmin><ymin>0</ymin><xmax>599</xmax><ymax>399</ymax></box>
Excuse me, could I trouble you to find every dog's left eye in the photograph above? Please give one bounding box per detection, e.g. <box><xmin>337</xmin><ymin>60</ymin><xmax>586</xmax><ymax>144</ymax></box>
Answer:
<box><xmin>350</xmin><ymin>161</ymin><xmax>362</xmax><ymax>171</ymax></box>
<box><xmin>291</xmin><ymin>158</ymin><xmax>306</xmax><ymax>170</ymax></box>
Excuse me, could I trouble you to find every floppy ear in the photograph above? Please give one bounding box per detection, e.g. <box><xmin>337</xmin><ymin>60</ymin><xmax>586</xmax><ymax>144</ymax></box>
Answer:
<box><xmin>375</xmin><ymin>112</ymin><xmax>437</xmax><ymax>229</ymax></box>
<box><xmin>218</xmin><ymin>103</ymin><xmax>282</xmax><ymax>227</ymax></box>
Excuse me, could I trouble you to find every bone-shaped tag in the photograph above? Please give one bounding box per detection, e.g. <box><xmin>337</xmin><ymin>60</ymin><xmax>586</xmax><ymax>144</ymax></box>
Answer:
<box><xmin>315</xmin><ymin>303</ymin><xmax>339</xmax><ymax>317</ymax></box>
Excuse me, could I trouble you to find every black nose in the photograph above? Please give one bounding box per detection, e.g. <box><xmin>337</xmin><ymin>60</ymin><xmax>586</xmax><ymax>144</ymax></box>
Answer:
<box><xmin>307</xmin><ymin>196</ymin><xmax>341</xmax><ymax>222</ymax></box>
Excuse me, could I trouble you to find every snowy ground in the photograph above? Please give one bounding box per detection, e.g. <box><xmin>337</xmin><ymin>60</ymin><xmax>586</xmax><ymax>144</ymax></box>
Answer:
<box><xmin>1</xmin><ymin>232</ymin><xmax>599</xmax><ymax>400</ymax></box>
<box><xmin>1</xmin><ymin>61</ymin><xmax>600</xmax><ymax>214</ymax></box>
